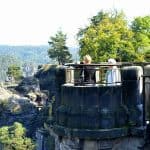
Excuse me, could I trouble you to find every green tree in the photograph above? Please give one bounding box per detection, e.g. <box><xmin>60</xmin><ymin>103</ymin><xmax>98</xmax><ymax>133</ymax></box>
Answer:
<box><xmin>144</xmin><ymin>47</ymin><xmax>150</xmax><ymax>62</ymax></box>
<box><xmin>77</xmin><ymin>10</ymin><xmax>142</xmax><ymax>62</ymax></box>
<box><xmin>0</xmin><ymin>122</ymin><xmax>35</xmax><ymax>150</ymax></box>
<box><xmin>131</xmin><ymin>16</ymin><xmax>150</xmax><ymax>61</ymax></box>
<box><xmin>48</xmin><ymin>30</ymin><xmax>72</xmax><ymax>65</ymax></box>
<box><xmin>0</xmin><ymin>55</ymin><xmax>21</xmax><ymax>81</ymax></box>
<box><xmin>7</xmin><ymin>64</ymin><xmax>22</xmax><ymax>81</ymax></box>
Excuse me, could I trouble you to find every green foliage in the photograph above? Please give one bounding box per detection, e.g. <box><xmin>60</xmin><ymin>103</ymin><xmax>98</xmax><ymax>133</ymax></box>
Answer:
<box><xmin>131</xmin><ymin>16</ymin><xmax>150</xmax><ymax>35</ymax></box>
<box><xmin>77</xmin><ymin>10</ymin><xmax>149</xmax><ymax>62</ymax></box>
<box><xmin>131</xmin><ymin>16</ymin><xmax>150</xmax><ymax>61</ymax></box>
<box><xmin>0</xmin><ymin>55</ymin><xmax>21</xmax><ymax>81</ymax></box>
<box><xmin>0</xmin><ymin>122</ymin><xmax>35</xmax><ymax>150</ymax></box>
<box><xmin>48</xmin><ymin>30</ymin><xmax>72</xmax><ymax>65</ymax></box>
<box><xmin>144</xmin><ymin>47</ymin><xmax>150</xmax><ymax>62</ymax></box>
<box><xmin>7</xmin><ymin>64</ymin><xmax>22</xmax><ymax>81</ymax></box>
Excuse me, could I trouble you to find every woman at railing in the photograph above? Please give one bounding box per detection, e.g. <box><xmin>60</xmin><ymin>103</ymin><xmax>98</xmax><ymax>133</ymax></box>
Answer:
<box><xmin>105</xmin><ymin>58</ymin><xmax>121</xmax><ymax>84</ymax></box>
<box><xmin>80</xmin><ymin>55</ymin><xmax>96</xmax><ymax>84</ymax></box>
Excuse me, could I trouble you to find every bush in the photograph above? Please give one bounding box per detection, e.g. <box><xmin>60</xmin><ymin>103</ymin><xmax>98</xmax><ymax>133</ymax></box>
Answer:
<box><xmin>0</xmin><ymin>122</ymin><xmax>35</xmax><ymax>150</ymax></box>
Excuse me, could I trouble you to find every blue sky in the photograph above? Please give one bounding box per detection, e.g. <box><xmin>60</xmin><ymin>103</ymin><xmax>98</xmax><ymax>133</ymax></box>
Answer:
<box><xmin>0</xmin><ymin>0</ymin><xmax>149</xmax><ymax>46</ymax></box>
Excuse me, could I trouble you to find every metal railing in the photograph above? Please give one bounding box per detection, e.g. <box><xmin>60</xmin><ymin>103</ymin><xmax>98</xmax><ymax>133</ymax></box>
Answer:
<box><xmin>65</xmin><ymin>62</ymin><xmax>150</xmax><ymax>85</ymax></box>
<box><xmin>65</xmin><ymin>63</ymin><xmax>123</xmax><ymax>85</ymax></box>
<box><xmin>65</xmin><ymin>62</ymin><xmax>150</xmax><ymax>125</ymax></box>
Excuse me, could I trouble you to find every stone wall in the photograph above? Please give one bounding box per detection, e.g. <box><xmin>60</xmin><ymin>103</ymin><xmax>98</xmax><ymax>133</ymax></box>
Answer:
<box><xmin>34</xmin><ymin>64</ymin><xmax>150</xmax><ymax>150</ymax></box>
<box><xmin>36</xmin><ymin>127</ymin><xmax>147</xmax><ymax>150</ymax></box>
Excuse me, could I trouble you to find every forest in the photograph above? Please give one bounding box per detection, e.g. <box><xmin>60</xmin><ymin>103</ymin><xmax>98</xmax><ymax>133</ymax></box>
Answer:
<box><xmin>0</xmin><ymin>45</ymin><xmax>77</xmax><ymax>81</ymax></box>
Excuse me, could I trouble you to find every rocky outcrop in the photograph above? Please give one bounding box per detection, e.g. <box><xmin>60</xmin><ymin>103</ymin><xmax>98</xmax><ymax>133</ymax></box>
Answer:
<box><xmin>0</xmin><ymin>87</ymin><xmax>14</xmax><ymax>100</ymax></box>
<box><xmin>35</xmin><ymin>64</ymin><xmax>65</xmax><ymax>94</ymax></box>
<box><xmin>0</xmin><ymin>86</ymin><xmax>49</xmax><ymax>137</ymax></box>
<box><xmin>35</xmin><ymin>64</ymin><xmax>67</xmax><ymax>115</ymax></box>
<box><xmin>15</xmin><ymin>77</ymin><xmax>40</xmax><ymax>94</ymax></box>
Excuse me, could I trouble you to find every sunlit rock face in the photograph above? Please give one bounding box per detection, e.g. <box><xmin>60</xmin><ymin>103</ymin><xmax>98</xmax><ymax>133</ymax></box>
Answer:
<box><xmin>0</xmin><ymin>87</ymin><xmax>13</xmax><ymax>101</ymax></box>
<box><xmin>35</xmin><ymin>64</ymin><xmax>59</xmax><ymax>91</ymax></box>
<box><xmin>0</xmin><ymin>86</ymin><xmax>48</xmax><ymax>137</ymax></box>
<box><xmin>0</xmin><ymin>94</ymin><xmax>38</xmax><ymax>136</ymax></box>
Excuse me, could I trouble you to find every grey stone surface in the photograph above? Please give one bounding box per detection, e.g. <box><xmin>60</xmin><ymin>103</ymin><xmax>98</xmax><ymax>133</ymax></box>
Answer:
<box><xmin>34</xmin><ymin>64</ymin><xmax>150</xmax><ymax>150</ymax></box>
<box><xmin>112</xmin><ymin>137</ymin><xmax>143</xmax><ymax>150</ymax></box>
<box><xmin>0</xmin><ymin>90</ymin><xmax>49</xmax><ymax>137</ymax></box>
<box><xmin>40</xmin><ymin>135</ymin><xmax>146</xmax><ymax>150</ymax></box>
<box><xmin>15</xmin><ymin>76</ymin><xmax>40</xmax><ymax>94</ymax></box>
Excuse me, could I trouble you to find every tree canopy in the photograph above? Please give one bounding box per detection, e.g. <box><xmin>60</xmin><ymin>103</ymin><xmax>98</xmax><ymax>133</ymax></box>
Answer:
<box><xmin>0</xmin><ymin>122</ymin><xmax>35</xmax><ymax>150</ymax></box>
<box><xmin>48</xmin><ymin>30</ymin><xmax>72</xmax><ymax>65</ymax></box>
<box><xmin>77</xmin><ymin>10</ymin><xmax>150</xmax><ymax>62</ymax></box>
<box><xmin>0</xmin><ymin>55</ymin><xmax>21</xmax><ymax>81</ymax></box>
<box><xmin>131</xmin><ymin>16</ymin><xmax>150</xmax><ymax>61</ymax></box>
<box><xmin>7</xmin><ymin>64</ymin><xmax>22</xmax><ymax>81</ymax></box>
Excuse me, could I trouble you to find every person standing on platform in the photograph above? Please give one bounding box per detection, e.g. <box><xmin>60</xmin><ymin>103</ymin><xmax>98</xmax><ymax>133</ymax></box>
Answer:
<box><xmin>106</xmin><ymin>58</ymin><xmax>121</xmax><ymax>84</ymax></box>
<box><xmin>80</xmin><ymin>55</ymin><xmax>96</xmax><ymax>84</ymax></box>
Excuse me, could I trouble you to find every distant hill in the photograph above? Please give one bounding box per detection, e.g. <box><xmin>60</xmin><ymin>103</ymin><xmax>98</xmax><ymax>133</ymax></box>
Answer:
<box><xmin>0</xmin><ymin>45</ymin><xmax>50</xmax><ymax>65</ymax></box>
<box><xmin>0</xmin><ymin>45</ymin><xmax>79</xmax><ymax>65</ymax></box>
<box><xmin>0</xmin><ymin>45</ymin><xmax>79</xmax><ymax>81</ymax></box>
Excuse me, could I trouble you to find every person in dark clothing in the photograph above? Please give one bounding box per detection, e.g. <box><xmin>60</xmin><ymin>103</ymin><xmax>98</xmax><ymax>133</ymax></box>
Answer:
<box><xmin>83</xmin><ymin>66</ymin><xmax>96</xmax><ymax>83</ymax></box>
<box><xmin>80</xmin><ymin>55</ymin><xmax>96</xmax><ymax>84</ymax></box>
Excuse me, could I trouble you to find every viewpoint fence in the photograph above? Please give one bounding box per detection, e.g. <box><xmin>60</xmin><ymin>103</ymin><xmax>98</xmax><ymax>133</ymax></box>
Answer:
<box><xmin>64</xmin><ymin>62</ymin><xmax>150</xmax><ymax>125</ymax></box>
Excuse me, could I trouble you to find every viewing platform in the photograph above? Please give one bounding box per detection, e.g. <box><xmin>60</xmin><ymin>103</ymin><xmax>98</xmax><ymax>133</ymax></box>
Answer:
<box><xmin>37</xmin><ymin>62</ymin><xmax>150</xmax><ymax>150</ymax></box>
